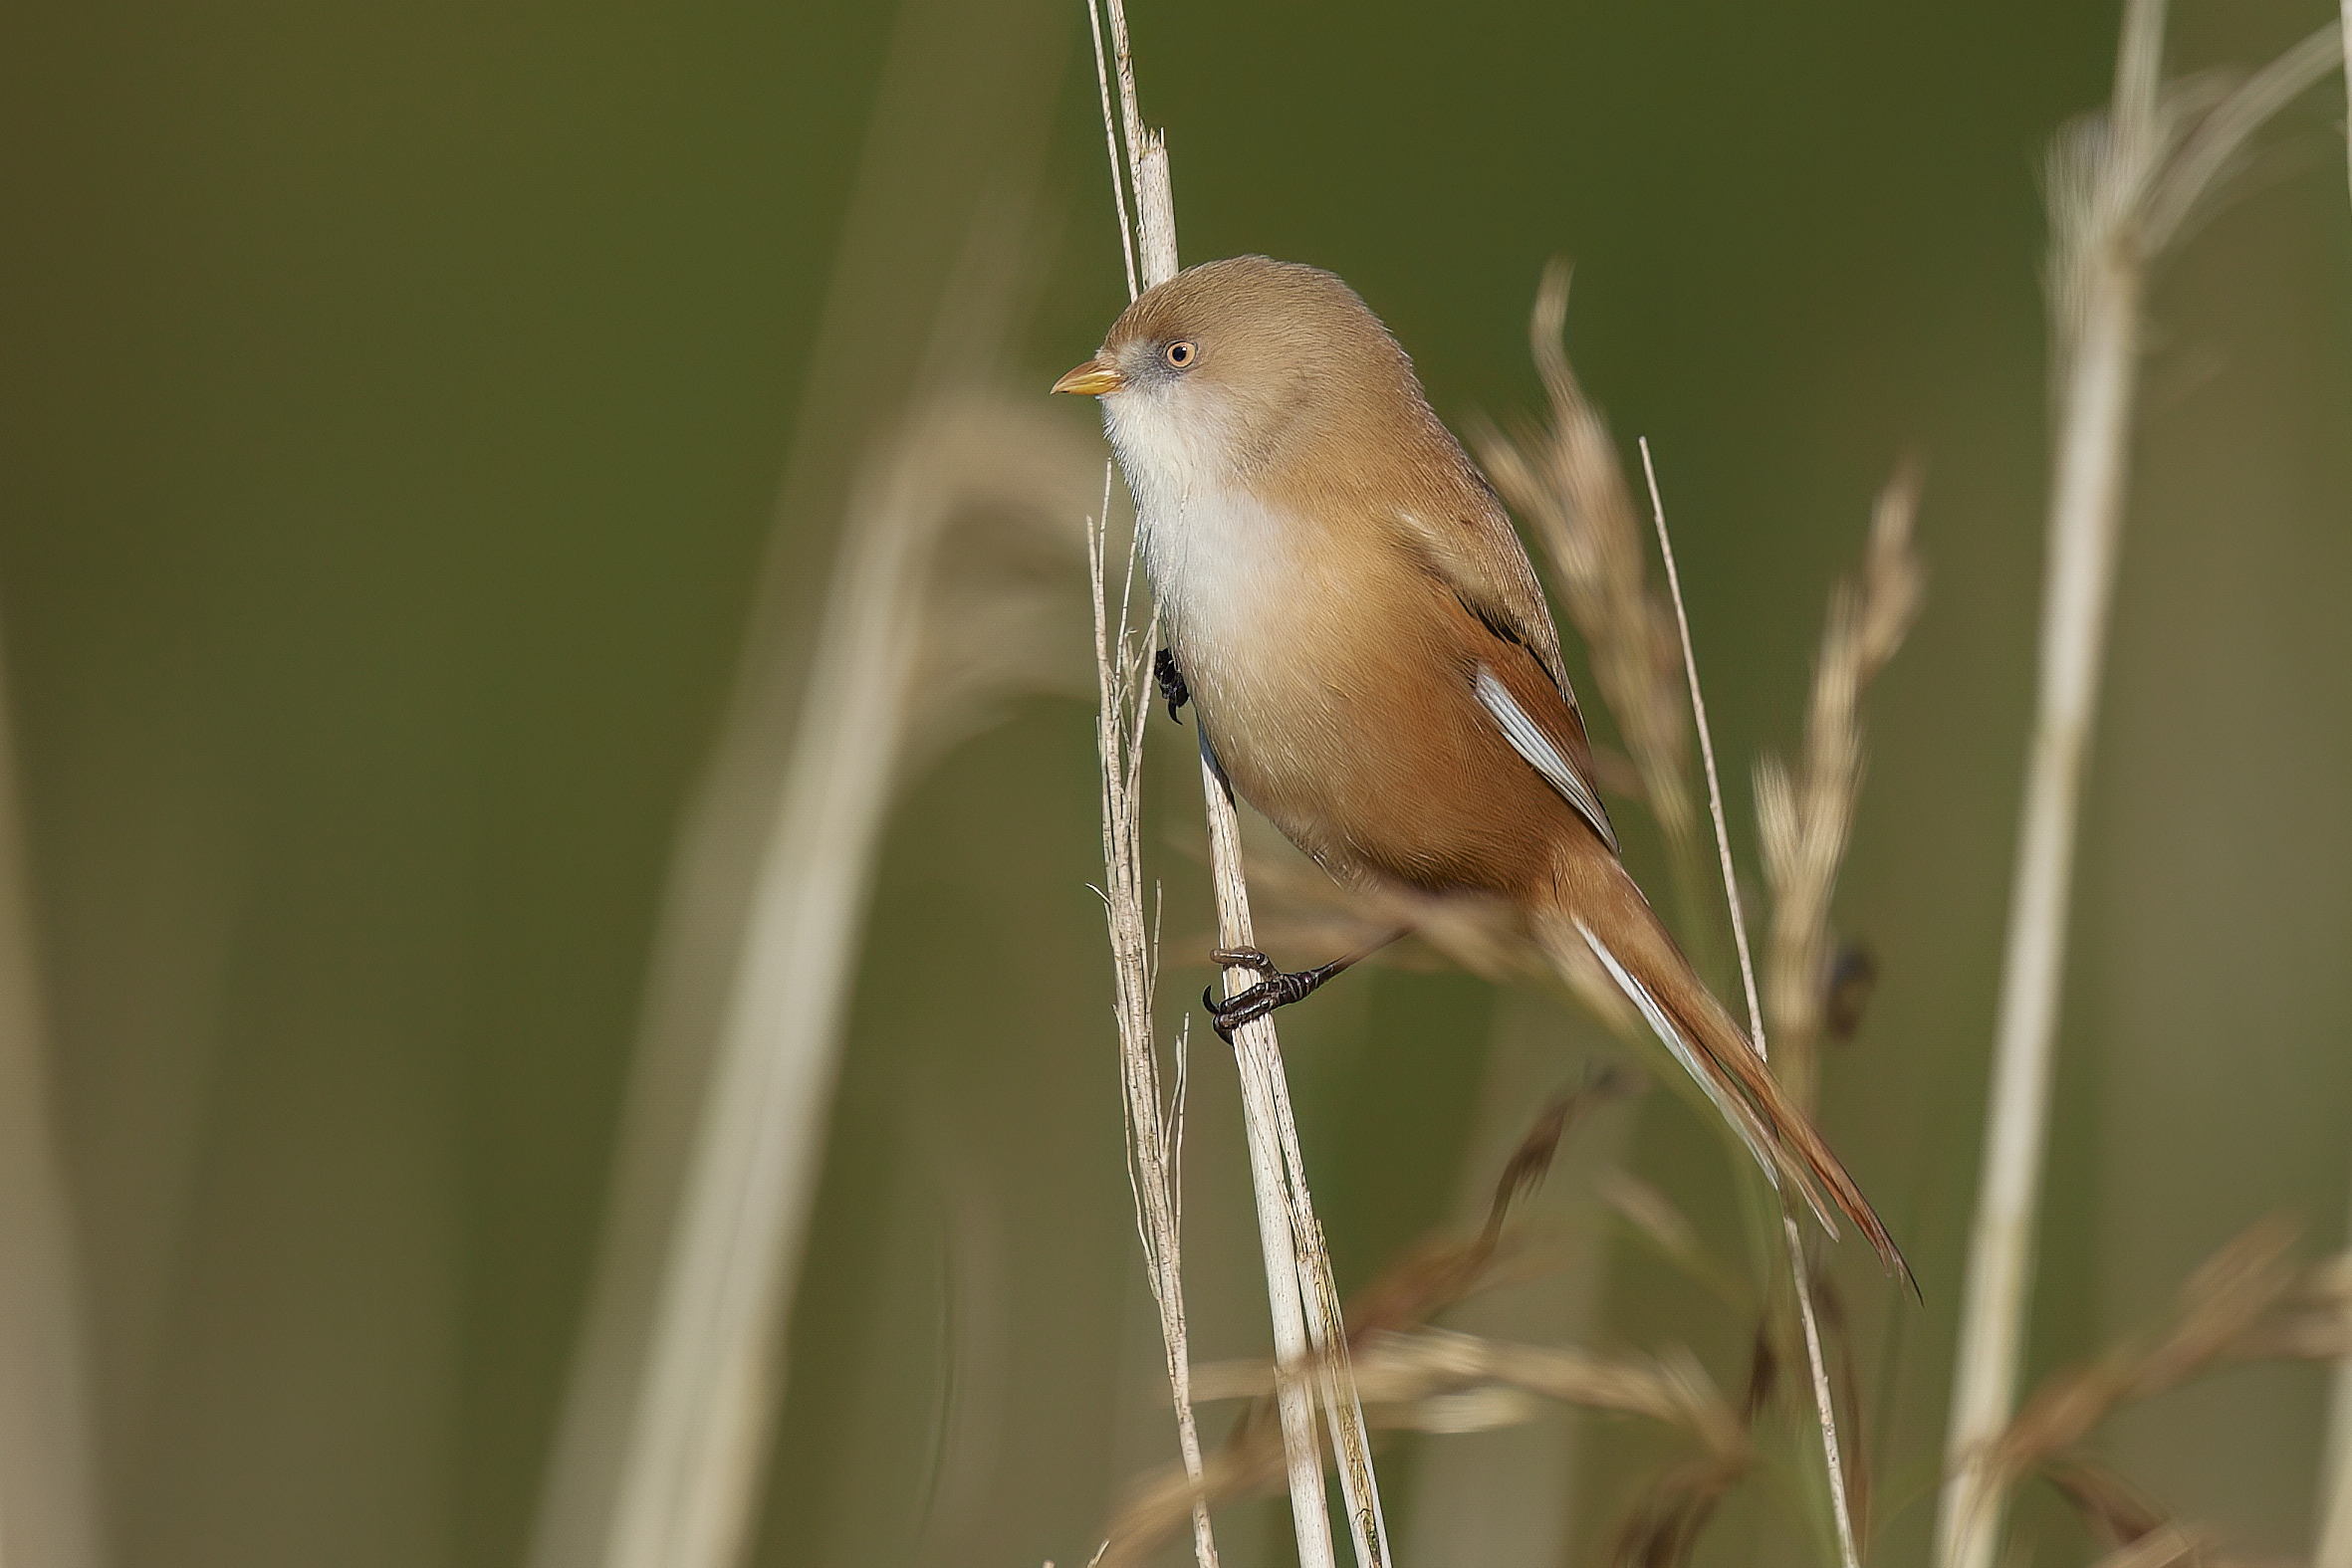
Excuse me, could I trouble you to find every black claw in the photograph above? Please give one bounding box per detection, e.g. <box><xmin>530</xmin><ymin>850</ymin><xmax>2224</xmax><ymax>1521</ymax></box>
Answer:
<box><xmin>1202</xmin><ymin>954</ymin><xmax>1355</xmax><ymax>1042</ymax></box>
<box><xmin>1202</xmin><ymin>985</ymin><xmax>1234</xmax><ymax>1041</ymax></box>
<box><xmin>1154</xmin><ymin>648</ymin><xmax>1190</xmax><ymax>723</ymax></box>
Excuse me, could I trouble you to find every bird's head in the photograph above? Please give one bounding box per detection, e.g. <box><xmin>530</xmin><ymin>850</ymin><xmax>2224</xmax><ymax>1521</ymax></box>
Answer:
<box><xmin>1053</xmin><ymin>255</ymin><xmax>1420</xmax><ymax>499</ymax></box>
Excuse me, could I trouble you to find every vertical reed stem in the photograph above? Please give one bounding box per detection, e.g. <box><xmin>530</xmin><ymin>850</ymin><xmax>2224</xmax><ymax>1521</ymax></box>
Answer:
<box><xmin>1641</xmin><ymin>440</ymin><xmax>1860</xmax><ymax>1568</ymax></box>
<box><xmin>1936</xmin><ymin>7</ymin><xmax>2162</xmax><ymax>1565</ymax></box>
<box><xmin>1092</xmin><ymin>4</ymin><xmax>1389</xmax><ymax>1561</ymax></box>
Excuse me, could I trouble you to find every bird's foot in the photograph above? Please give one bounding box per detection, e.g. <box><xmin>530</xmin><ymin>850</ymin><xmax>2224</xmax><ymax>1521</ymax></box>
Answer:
<box><xmin>1203</xmin><ymin>949</ymin><xmax>1350</xmax><ymax>1042</ymax></box>
<box><xmin>1154</xmin><ymin>648</ymin><xmax>1190</xmax><ymax>723</ymax></box>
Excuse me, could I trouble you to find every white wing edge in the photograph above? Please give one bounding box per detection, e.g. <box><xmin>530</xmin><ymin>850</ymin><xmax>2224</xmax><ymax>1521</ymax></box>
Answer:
<box><xmin>1475</xmin><ymin>665</ymin><xmax>1619</xmax><ymax>854</ymax></box>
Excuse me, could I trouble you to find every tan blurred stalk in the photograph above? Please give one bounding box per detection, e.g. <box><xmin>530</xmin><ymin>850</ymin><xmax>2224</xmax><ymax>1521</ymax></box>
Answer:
<box><xmin>2324</xmin><ymin>16</ymin><xmax>2352</xmax><ymax>1559</ymax></box>
<box><xmin>1640</xmin><ymin>442</ymin><xmax>1860</xmax><ymax>1568</ymax></box>
<box><xmin>0</xmin><ymin>632</ymin><xmax>103</xmax><ymax>1568</ymax></box>
<box><xmin>568</xmin><ymin>388</ymin><xmax>1091</xmax><ymax>1568</ymax></box>
<box><xmin>523</xmin><ymin>2</ymin><xmax>1089</xmax><ymax>1563</ymax></box>
<box><xmin>1092</xmin><ymin>5</ymin><xmax>1391</xmax><ymax>1564</ymax></box>
<box><xmin>1937</xmin><ymin>12</ymin><xmax>2345</xmax><ymax>1568</ymax></box>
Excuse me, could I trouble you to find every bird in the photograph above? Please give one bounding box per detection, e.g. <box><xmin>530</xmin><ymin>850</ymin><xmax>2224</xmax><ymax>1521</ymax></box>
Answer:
<box><xmin>1053</xmin><ymin>254</ymin><xmax>1906</xmax><ymax>1281</ymax></box>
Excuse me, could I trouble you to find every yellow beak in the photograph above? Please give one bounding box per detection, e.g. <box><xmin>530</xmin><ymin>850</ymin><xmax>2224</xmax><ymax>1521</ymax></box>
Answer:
<box><xmin>1051</xmin><ymin>357</ymin><xmax>1125</xmax><ymax>397</ymax></box>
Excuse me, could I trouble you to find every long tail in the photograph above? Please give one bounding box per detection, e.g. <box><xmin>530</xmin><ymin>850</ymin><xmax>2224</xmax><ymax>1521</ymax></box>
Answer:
<box><xmin>1538</xmin><ymin>888</ymin><xmax>1913</xmax><ymax>1291</ymax></box>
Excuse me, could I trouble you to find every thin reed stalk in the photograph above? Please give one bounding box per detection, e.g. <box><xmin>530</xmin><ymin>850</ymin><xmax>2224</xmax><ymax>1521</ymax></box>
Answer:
<box><xmin>1937</xmin><ymin>13</ymin><xmax>2344</xmax><ymax>1567</ymax></box>
<box><xmin>1639</xmin><ymin>441</ymin><xmax>1860</xmax><ymax>1568</ymax></box>
<box><xmin>1089</xmin><ymin>5</ymin><xmax>1391</xmax><ymax>1563</ymax></box>
<box><xmin>1477</xmin><ymin>272</ymin><xmax>1721</xmax><ymax>978</ymax></box>
<box><xmin>1089</xmin><ymin>475</ymin><xmax>1218</xmax><ymax>1568</ymax></box>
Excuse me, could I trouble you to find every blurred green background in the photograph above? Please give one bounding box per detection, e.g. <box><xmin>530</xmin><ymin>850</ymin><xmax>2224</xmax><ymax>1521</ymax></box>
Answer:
<box><xmin>2</xmin><ymin>0</ymin><xmax>2348</xmax><ymax>1565</ymax></box>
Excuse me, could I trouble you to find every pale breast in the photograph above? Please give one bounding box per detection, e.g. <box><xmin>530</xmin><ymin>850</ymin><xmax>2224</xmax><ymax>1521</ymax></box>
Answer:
<box><xmin>1140</xmin><ymin>484</ymin><xmax>1436</xmax><ymax>865</ymax></box>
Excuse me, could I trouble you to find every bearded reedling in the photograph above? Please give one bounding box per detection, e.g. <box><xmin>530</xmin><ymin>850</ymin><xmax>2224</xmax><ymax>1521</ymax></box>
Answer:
<box><xmin>1056</xmin><ymin>255</ymin><xmax>1908</xmax><ymax>1281</ymax></box>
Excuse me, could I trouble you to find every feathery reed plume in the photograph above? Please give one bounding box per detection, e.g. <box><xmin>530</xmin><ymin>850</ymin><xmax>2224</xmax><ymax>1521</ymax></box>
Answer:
<box><xmin>1112</xmin><ymin>1329</ymin><xmax>1747</xmax><ymax>1568</ymax></box>
<box><xmin>1087</xmin><ymin>5</ymin><xmax>1391</xmax><ymax>1565</ymax></box>
<box><xmin>1099</xmin><ymin>1087</ymin><xmax>1711</xmax><ymax>1568</ymax></box>
<box><xmin>2084</xmin><ymin>1522</ymin><xmax>2202</xmax><ymax>1568</ymax></box>
<box><xmin>1089</xmin><ymin>480</ymin><xmax>1217</xmax><ymax>1568</ymax></box>
<box><xmin>1639</xmin><ymin>441</ymin><xmax>1863</xmax><ymax>1568</ymax></box>
<box><xmin>1937</xmin><ymin>15</ymin><xmax>2344</xmax><ymax>1568</ymax></box>
<box><xmin>532</xmin><ymin>369</ymin><xmax>1100</xmax><ymax>1568</ymax></box>
<box><xmin>1968</xmin><ymin>1220</ymin><xmax>2352</xmax><ymax>1561</ymax></box>
<box><xmin>0</xmin><ymin>628</ymin><xmax>104</xmax><ymax>1568</ymax></box>
<box><xmin>1756</xmin><ymin>466</ymin><xmax>1925</xmax><ymax>1110</ymax></box>
<box><xmin>1476</xmin><ymin>269</ymin><xmax>1721</xmax><ymax>965</ymax></box>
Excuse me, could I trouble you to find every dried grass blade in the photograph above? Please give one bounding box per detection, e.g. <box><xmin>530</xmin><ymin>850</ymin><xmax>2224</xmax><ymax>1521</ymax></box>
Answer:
<box><xmin>1092</xmin><ymin>481</ymin><xmax>1218</xmax><ymax>1567</ymax></box>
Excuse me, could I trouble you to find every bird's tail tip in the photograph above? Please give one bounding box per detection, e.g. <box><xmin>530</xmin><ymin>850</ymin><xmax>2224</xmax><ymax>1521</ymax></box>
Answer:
<box><xmin>1560</xmin><ymin>916</ymin><xmax>1917</xmax><ymax>1295</ymax></box>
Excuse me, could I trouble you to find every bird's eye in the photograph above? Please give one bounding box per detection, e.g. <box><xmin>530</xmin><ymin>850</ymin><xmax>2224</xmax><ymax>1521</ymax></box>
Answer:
<box><xmin>1164</xmin><ymin>340</ymin><xmax>1197</xmax><ymax>369</ymax></box>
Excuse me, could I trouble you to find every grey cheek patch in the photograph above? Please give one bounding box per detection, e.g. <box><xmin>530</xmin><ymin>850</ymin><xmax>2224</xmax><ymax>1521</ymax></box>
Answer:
<box><xmin>1475</xmin><ymin>665</ymin><xmax>1620</xmax><ymax>855</ymax></box>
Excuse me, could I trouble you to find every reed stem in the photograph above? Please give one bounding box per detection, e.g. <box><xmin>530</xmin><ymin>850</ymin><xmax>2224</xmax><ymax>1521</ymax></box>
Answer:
<box><xmin>1935</xmin><ymin>7</ymin><xmax>2161</xmax><ymax>1563</ymax></box>
<box><xmin>1092</xmin><ymin>4</ymin><xmax>1391</xmax><ymax>1561</ymax></box>
<box><xmin>1641</xmin><ymin>440</ymin><xmax>1861</xmax><ymax>1568</ymax></box>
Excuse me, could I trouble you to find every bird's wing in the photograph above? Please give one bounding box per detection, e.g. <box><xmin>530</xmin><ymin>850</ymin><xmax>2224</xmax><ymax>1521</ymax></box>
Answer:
<box><xmin>1393</xmin><ymin>486</ymin><xmax>1620</xmax><ymax>853</ymax></box>
<box><xmin>1393</xmin><ymin>487</ymin><xmax>1573</xmax><ymax>694</ymax></box>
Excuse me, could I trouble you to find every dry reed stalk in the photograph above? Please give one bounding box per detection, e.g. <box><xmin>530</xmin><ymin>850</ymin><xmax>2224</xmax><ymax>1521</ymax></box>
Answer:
<box><xmin>0</xmin><ymin>630</ymin><xmax>104</xmax><ymax>1568</ymax></box>
<box><xmin>1639</xmin><ymin>442</ymin><xmax>1861</xmax><ymax>1568</ymax></box>
<box><xmin>1101</xmin><ymin>1087</ymin><xmax>1739</xmax><ymax>1568</ymax></box>
<box><xmin>1088</xmin><ymin>469</ymin><xmax>1217</xmax><ymax>1567</ymax></box>
<box><xmin>1936</xmin><ymin>15</ymin><xmax>2344</xmax><ymax>1568</ymax></box>
<box><xmin>1089</xmin><ymin>4</ymin><xmax>1391</xmax><ymax>1564</ymax></box>
<box><xmin>1192</xmin><ymin>1329</ymin><xmax>1744</xmax><ymax>1459</ymax></box>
